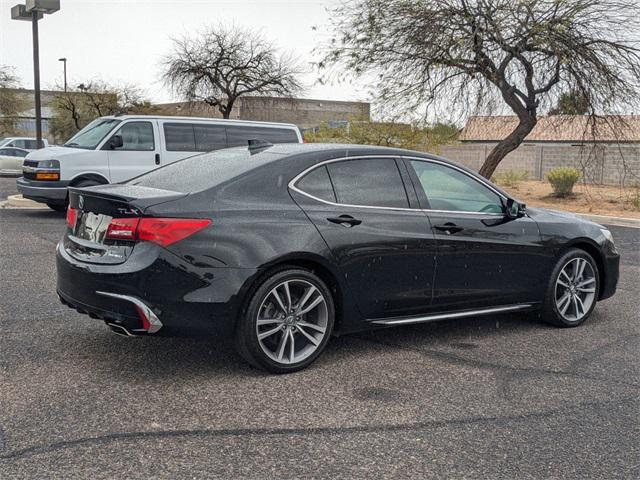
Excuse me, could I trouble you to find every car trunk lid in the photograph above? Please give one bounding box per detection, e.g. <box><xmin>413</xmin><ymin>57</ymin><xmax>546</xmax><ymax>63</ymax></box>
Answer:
<box><xmin>64</xmin><ymin>185</ymin><xmax>188</xmax><ymax>265</ymax></box>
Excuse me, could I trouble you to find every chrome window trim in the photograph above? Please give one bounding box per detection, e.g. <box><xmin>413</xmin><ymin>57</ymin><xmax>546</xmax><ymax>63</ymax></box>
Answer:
<box><xmin>288</xmin><ymin>154</ymin><xmax>506</xmax><ymax>216</ymax></box>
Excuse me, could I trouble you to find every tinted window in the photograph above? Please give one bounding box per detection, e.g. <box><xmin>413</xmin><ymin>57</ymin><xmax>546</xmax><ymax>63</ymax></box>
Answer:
<box><xmin>296</xmin><ymin>166</ymin><xmax>336</xmax><ymax>202</ymax></box>
<box><xmin>226</xmin><ymin>126</ymin><xmax>298</xmax><ymax>147</ymax></box>
<box><xmin>13</xmin><ymin>140</ymin><xmax>25</xmax><ymax>148</ymax></box>
<box><xmin>194</xmin><ymin>124</ymin><xmax>226</xmax><ymax>151</ymax></box>
<box><xmin>24</xmin><ymin>140</ymin><xmax>38</xmax><ymax>149</ymax></box>
<box><xmin>130</xmin><ymin>147</ymin><xmax>274</xmax><ymax>193</ymax></box>
<box><xmin>0</xmin><ymin>148</ymin><xmax>15</xmax><ymax>156</ymax></box>
<box><xmin>327</xmin><ymin>158</ymin><xmax>409</xmax><ymax>208</ymax></box>
<box><xmin>410</xmin><ymin>160</ymin><xmax>503</xmax><ymax>213</ymax></box>
<box><xmin>111</xmin><ymin>121</ymin><xmax>155</xmax><ymax>151</ymax></box>
<box><xmin>164</xmin><ymin>123</ymin><xmax>196</xmax><ymax>151</ymax></box>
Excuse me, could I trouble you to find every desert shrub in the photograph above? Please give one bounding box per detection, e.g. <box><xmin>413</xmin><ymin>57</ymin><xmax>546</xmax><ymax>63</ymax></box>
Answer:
<box><xmin>632</xmin><ymin>193</ymin><xmax>640</xmax><ymax>210</ymax></box>
<box><xmin>547</xmin><ymin>167</ymin><xmax>581</xmax><ymax>197</ymax></box>
<box><xmin>493</xmin><ymin>170</ymin><xmax>529</xmax><ymax>187</ymax></box>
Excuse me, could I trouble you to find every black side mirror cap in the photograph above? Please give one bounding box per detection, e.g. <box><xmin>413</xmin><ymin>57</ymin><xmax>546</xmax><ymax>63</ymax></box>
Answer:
<box><xmin>109</xmin><ymin>135</ymin><xmax>123</xmax><ymax>149</ymax></box>
<box><xmin>504</xmin><ymin>198</ymin><xmax>525</xmax><ymax>219</ymax></box>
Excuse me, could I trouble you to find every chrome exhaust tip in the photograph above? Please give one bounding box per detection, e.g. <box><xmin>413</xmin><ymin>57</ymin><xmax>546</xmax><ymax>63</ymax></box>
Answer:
<box><xmin>106</xmin><ymin>322</ymin><xmax>137</xmax><ymax>337</ymax></box>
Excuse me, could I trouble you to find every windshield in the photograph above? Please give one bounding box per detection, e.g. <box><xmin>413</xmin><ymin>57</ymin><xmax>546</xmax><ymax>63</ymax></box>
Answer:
<box><xmin>0</xmin><ymin>138</ymin><xmax>10</xmax><ymax>147</ymax></box>
<box><xmin>64</xmin><ymin>119</ymin><xmax>121</xmax><ymax>149</ymax></box>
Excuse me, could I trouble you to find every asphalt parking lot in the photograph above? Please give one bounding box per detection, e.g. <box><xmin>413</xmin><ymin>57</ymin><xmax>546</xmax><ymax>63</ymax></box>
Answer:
<box><xmin>0</xmin><ymin>176</ymin><xmax>638</xmax><ymax>479</ymax></box>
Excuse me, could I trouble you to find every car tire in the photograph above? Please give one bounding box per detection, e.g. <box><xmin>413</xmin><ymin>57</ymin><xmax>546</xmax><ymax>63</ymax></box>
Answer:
<box><xmin>235</xmin><ymin>267</ymin><xmax>335</xmax><ymax>373</ymax></box>
<box><xmin>46</xmin><ymin>203</ymin><xmax>67</xmax><ymax>212</ymax></box>
<box><xmin>541</xmin><ymin>248</ymin><xmax>600</xmax><ymax>327</ymax></box>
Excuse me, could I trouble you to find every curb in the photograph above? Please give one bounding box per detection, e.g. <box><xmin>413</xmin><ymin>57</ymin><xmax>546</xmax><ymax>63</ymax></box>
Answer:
<box><xmin>578</xmin><ymin>213</ymin><xmax>640</xmax><ymax>229</ymax></box>
<box><xmin>0</xmin><ymin>194</ymin><xmax>48</xmax><ymax>210</ymax></box>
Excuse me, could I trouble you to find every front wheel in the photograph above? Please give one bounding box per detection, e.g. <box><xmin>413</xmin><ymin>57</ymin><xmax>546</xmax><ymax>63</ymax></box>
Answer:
<box><xmin>541</xmin><ymin>249</ymin><xmax>600</xmax><ymax>327</ymax></box>
<box><xmin>235</xmin><ymin>267</ymin><xmax>335</xmax><ymax>373</ymax></box>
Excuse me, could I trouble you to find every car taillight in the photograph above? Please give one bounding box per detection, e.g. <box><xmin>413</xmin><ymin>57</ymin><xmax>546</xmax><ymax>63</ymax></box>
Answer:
<box><xmin>104</xmin><ymin>217</ymin><xmax>211</xmax><ymax>247</ymax></box>
<box><xmin>106</xmin><ymin>217</ymin><xmax>140</xmax><ymax>241</ymax></box>
<box><xmin>66</xmin><ymin>207</ymin><xmax>77</xmax><ymax>228</ymax></box>
<box><xmin>138</xmin><ymin>218</ymin><xmax>212</xmax><ymax>247</ymax></box>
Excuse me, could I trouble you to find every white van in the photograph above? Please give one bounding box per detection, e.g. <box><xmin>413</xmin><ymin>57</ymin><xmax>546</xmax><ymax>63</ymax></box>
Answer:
<box><xmin>17</xmin><ymin>115</ymin><xmax>303</xmax><ymax>211</ymax></box>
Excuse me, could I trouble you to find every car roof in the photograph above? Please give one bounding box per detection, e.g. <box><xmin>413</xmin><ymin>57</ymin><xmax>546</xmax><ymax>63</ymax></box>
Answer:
<box><xmin>99</xmin><ymin>115</ymin><xmax>300</xmax><ymax>129</ymax></box>
<box><xmin>264</xmin><ymin>142</ymin><xmax>437</xmax><ymax>159</ymax></box>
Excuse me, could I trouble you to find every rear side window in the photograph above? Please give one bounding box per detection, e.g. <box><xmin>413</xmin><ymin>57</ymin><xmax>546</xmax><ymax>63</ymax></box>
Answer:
<box><xmin>296</xmin><ymin>166</ymin><xmax>336</xmax><ymax>202</ymax></box>
<box><xmin>194</xmin><ymin>124</ymin><xmax>226</xmax><ymax>151</ymax></box>
<box><xmin>226</xmin><ymin>126</ymin><xmax>298</xmax><ymax>147</ymax></box>
<box><xmin>327</xmin><ymin>158</ymin><xmax>409</xmax><ymax>208</ymax></box>
<box><xmin>164</xmin><ymin>123</ymin><xmax>196</xmax><ymax>151</ymax></box>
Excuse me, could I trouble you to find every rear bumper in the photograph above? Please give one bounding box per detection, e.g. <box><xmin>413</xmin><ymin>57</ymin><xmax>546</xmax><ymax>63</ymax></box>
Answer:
<box><xmin>17</xmin><ymin>177</ymin><xmax>69</xmax><ymax>205</ymax></box>
<box><xmin>56</xmin><ymin>240</ymin><xmax>259</xmax><ymax>336</ymax></box>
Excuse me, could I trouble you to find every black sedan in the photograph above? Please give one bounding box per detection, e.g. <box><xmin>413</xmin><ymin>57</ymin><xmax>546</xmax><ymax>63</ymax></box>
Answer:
<box><xmin>56</xmin><ymin>143</ymin><xmax>619</xmax><ymax>373</ymax></box>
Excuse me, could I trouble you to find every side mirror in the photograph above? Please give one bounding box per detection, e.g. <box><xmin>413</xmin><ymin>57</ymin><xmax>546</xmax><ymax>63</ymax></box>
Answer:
<box><xmin>108</xmin><ymin>135</ymin><xmax>123</xmax><ymax>150</ymax></box>
<box><xmin>504</xmin><ymin>198</ymin><xmax>525</xmax><ymax>219</ymax></box>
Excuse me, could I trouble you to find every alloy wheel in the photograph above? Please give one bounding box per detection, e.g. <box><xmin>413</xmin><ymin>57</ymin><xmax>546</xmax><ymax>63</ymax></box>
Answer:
<box><xmin>255</xmin><ymin>279</ymin><xmax>329</xmax><ymax>365</ymax></box>
<box><xmin>554</xmin><ymin>257</ymin><xmax>597</xmax><ymax>322</ymax></box>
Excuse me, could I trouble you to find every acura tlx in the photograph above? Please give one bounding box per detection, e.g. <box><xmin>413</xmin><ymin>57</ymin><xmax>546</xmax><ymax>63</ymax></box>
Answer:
<box><xmin>56</xmin><ymin>143</ymin><xmax>619</xmax><ymax>373</ymax></box>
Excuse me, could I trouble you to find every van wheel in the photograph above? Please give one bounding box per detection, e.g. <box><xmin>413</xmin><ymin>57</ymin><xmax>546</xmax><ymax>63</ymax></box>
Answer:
<box><xmin>46</xmin><ymin>203</ymin><xmax>67</xmax><ymax>212</ymax></box>
<box><xmin>235</xmin><ymin>268</ymin><xmax>335</xmax><ymax>373</ymax></box>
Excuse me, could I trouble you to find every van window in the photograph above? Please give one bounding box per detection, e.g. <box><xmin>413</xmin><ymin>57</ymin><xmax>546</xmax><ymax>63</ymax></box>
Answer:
<box><xmin>194</xmin><ymin>124</ymin><xmax>226</xmax><ymax>151</ymax></box>
<box><xmin>111</xmin><ymin>122</ymin><xmax>155</xmax><ymax>151</ymax></box>
<box><xmin>164</xmin><ymin>123</ymin><xmax>196</xmax><ymax>151</ymax></box>
<box><xmin>226</xmin><ymin>126</ymin><xmax>298</xmax><ymax>147</ymax></box>
<box><xmin>24</xmin><ymin>140</ymin><xmax>38</xmax><ymax>149</ymax></box>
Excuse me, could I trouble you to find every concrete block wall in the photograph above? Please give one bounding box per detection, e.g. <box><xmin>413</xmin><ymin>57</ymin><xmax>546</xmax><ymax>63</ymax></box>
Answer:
<box><xmin>441</xmin><ymin>143</ymin><xmax>640</xmax><ymax>186</ymax></box>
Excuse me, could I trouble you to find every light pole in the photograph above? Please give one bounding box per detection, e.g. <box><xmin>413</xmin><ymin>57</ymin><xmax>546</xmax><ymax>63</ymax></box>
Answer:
<box><xmin>58</xmin><ymin>57</ymin><xmax>67</xmax><ymax>92</ymax></box>
<box><xmin>11</xmin><ymin>0</ymin><xmax>60</xmax><ymax>148</ymax></box>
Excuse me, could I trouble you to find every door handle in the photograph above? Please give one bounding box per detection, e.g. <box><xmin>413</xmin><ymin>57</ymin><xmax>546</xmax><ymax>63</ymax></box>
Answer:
<box><xmin>155</xmin><ymin>153</ymin><xmax>161</xmax><ymax>165</ymax></box>
<box><xmin>327</xmin><ymin>215</ymin><xmax>362</xmax><ymax>227</ymax></box>
<box><xmin>433</xmin><ymin>222</ymin><xmax>463</xmax><ymax>235</ymax></box>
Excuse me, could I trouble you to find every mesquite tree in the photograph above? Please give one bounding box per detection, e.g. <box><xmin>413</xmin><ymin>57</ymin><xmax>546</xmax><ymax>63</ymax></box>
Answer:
<box><xmin>321</xmin><ymin>0</ymin><xmax>640</xmax><ymax>178</ymax></box>
<box><xmin>162</xmin><ymin>25</ymin><xmax>303</xmax><ymax>119</ymax></box>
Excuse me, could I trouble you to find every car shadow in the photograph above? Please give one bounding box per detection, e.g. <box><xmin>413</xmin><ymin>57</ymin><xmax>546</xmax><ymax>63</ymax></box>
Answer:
<box><xmin>65</xmin><ymin>312</ymin><xmax>547</xmax><ymax>379</ymax></box>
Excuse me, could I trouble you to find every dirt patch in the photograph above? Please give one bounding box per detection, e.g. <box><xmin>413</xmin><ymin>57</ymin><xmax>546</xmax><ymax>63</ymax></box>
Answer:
<box><xmin>498</xmin><ymin>180</ymin><xmax>640</xmax><ymax>219</ymax></box>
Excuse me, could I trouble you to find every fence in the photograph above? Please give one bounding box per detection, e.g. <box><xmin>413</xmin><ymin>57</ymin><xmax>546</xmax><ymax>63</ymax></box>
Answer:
<box><xmin>440</xmin><ymin>143</ymin><xmax>640</xmax><ymax>187</ymax></box>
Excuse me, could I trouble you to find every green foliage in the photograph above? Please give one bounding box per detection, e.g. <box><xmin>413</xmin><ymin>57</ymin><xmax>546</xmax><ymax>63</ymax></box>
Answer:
<box><xmin>549</xmin><ymin>89</ymin><xmax>590</xmax><ymax>115</ymax></box>
<box><xmin>632</xmin><ymin>193</ymin><xmax>640</xmax><ymax>210</ymax></box>
<box><xmin>493</xmin><ymin>170</ymin><xmax>529</xmax><ymax>188</ymax></box>
<box><xmin>546</xmin><ymin>167</ymin><xmax>581</xmax><ymax>197</ymax></box>
<box><xmin>304</xmin><ymin>120</ymin><xmax>459</xmax><ymax>152</ymax></box>
<box><xmin>0</xmin><ymin>67</ymin><xmax>28</xmax><ymax>136</ymax></box>
<box><xmin>49</xmin><ymin>81</ymin><xmax>155</xmax><ymax>143</ymax></box>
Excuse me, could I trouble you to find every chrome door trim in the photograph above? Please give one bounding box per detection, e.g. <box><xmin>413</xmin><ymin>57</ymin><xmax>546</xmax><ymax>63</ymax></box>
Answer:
<box><xmin>288</xmin><ymin>155</ymin><xmax>505</xmax><ymax>216</ymax></box>
<box><xmin>369</xmin><ymin>303</ymin><xmax>535</xmax><ymax>326</ymax></box>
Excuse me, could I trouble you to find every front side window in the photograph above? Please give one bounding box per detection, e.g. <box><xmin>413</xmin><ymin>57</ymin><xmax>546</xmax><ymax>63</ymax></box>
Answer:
<box><xmin>65</xmin><ymin>118</ymin><xmax>121</xmax><ymax>149</ymax></box>
<box><xmin>326</xmin><ymin>158</ymin><xmax>409</xmax><ymax>208</ymax></box>
<box><xmin>110</xmin><ymin>121</ymin><xmax>155</xmax><ymax>151</ymax></box>
<box><xmin>24</xmin><ymin>140</ymin><xmax>38</xmax><ymax>149</ymax></box>
<box><xmin>295</xmin><ymin>165</ymin><xmax>336</xmax><ymax>202</ymax></box>
<box><xmin>410</xmin><ymin>160</ymin><xmax>503</xmax><ymax>214</ymax></box>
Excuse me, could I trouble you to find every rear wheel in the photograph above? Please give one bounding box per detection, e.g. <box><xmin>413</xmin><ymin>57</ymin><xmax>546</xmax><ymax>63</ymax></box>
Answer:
<box><xmin>541</xmin><ymin>248</ymin><xmax>599</xmax><ymax>327</ymax></box>
<box><xmin>235</xmin><ymin>267</ymin><xmax>334</xmax><ymax>373</ymax></box>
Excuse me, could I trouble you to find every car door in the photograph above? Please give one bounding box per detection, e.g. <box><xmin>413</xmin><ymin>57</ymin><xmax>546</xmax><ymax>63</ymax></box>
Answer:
<box><xmin>105</xmin><ymin>120</ymin><xmax>160</xmax><ymax>182</ymax></box>
<box><xmin>404</xmin><ymin>158</ymin><xmax>546</xmax><ymax>311</ymax></box>
<box><xmin>290</xmin><ymin>156</ymin><xmax>437</xmax><ymax>319</ymax></box>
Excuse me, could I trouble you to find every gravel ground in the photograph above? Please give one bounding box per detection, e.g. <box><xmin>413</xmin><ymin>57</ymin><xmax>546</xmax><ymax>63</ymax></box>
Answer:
<box><xmin>0</xmin><ymin>176</ymin><xmax>638</xmax><ymax>479</ymax></box>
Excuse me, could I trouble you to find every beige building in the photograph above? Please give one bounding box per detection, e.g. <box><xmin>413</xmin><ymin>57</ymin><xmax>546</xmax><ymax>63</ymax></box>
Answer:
<box><xmin>155</xmin><ymin>96</ymin><xmax>371</xmax><ymax>129</ymax></box>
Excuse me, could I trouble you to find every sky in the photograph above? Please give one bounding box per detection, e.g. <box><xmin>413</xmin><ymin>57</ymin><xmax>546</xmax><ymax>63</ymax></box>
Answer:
<box><xmin>0</xmin><ymin>0</ymin><xmax>367</xmax><ymax>104</ymax></box>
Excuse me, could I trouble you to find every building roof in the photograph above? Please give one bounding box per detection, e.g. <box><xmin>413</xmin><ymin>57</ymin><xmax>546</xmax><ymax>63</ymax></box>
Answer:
<box><xmin>460</xmin><ymin>115</ymin><xmax>640</xmax><ymax>143</ymax></box>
